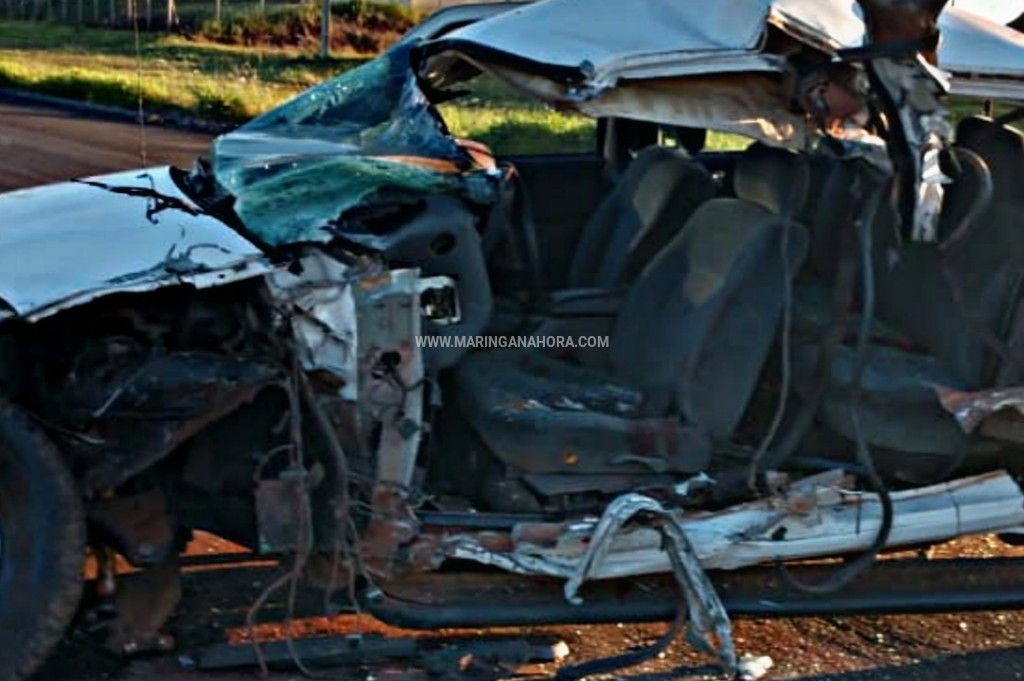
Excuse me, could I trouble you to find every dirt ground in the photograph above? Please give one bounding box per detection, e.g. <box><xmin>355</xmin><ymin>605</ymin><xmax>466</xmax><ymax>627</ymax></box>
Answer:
<box><xmin>28</xmin><ymin>533</ymin><xmax>1024</xmax><ymax>681</ymax></box>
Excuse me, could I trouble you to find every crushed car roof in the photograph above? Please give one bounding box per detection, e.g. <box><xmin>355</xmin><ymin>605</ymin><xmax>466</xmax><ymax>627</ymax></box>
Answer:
<box><xmin>421</xmin><ymin>0</ymin><xmax>1024</xmax><ymax>97</ymax></box>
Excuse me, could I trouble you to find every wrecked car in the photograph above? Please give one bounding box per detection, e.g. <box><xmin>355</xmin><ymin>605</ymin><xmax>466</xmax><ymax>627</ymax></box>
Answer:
<box><xmin>1</xmin><ymin>0</ymin><xmax>1024</xmax><ymax>678</ymax></box>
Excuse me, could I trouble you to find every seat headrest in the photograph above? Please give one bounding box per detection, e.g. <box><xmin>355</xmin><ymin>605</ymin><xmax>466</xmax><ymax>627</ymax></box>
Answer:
<box><xmin>955</xmin><ymin>116</ymin><xmax>1024</xmax><ymax>204</ymax></box>
<box><xmin>733</xmin><ymin>142</ymin><xmax>810</xmax><ymax>216</ymax></box>
<box><xmin>624</xmin><ymin>145</ymin><xmax>693</xmax><ymax>180</ymax></box>
<box><xmin>956</xmin><ymin>116</ymin><xmax>1024</xmax><ymax>154</ymax></box>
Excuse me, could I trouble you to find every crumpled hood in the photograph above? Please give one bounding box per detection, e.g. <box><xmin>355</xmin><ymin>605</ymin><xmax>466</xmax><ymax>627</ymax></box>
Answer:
<box><xmin>0</xmin><ymin>166</ymin><xmax>273</xmax><ymax>321</ymax></box>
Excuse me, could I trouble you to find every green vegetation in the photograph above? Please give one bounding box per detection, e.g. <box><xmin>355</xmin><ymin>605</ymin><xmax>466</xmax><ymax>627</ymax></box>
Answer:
<box><xmin>193</xmin><ymin>2</ymin><xmax>414</xmax><ymax>53</ymax></box>
<box><xmin>0</xmin><ymin>18</ymin><xmax>606</xmax><ymax>153</ymax></box>
<box><xmin>440</xmin><ymin>104</ymin><xmax>597</xmax><ymax>156</ymax></box>
<box><xmin>0</xmin><ymin>19</ymin><xmax>365</xmax><ymax>120</ymax></box>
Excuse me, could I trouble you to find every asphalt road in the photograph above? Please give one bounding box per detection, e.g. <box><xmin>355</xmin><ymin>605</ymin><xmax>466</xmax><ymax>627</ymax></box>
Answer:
<box><xmin>6</xmin><ymin>94</ymin><xmax>1024</xmax><ymax>681</ymax></box>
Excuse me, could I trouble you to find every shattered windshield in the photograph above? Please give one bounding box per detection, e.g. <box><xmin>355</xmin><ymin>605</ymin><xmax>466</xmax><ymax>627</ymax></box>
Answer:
<box><xmin>210</xmin><ymin>41</ymin><xmax>495</xmax><ymax>247</ymax></box>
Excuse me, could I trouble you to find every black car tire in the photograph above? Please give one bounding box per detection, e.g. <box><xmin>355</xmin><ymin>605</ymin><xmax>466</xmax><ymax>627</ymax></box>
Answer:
<box><xmin>0</xmin><ymin>401</ymin><xmax>85</xmax><ymax>681</ymax></box>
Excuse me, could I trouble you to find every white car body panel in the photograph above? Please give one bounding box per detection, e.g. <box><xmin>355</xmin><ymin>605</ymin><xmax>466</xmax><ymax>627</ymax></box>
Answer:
<box><xmin>0</xmin><ymin>166</ymin><xmax>273</xmax><ymax>321</ymax></box>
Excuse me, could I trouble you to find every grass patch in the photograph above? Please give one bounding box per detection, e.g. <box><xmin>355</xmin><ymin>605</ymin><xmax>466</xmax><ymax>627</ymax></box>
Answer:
<box><xmin>440</xmin><ymin>105</ymin><xmax>596</xmax><ymax>156</ymax></box>
<box><xmin>0</xmin><ymin>19</ymin><xmax>368</xmax><ymax>121</ymax></box>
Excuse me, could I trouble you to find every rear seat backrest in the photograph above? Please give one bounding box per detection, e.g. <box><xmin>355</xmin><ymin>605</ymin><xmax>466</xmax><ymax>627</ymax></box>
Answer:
<box><xmin>732</xmin><ymin>142</ymin><xmax>810</xmax><ymax>218</ymax></box>
<box><xmin>956</xmin><ymin>116</ymin><xmax>1024</xmax><ymax>210</ymax></box>
<box><xmin>872</xmin><ymin>118</ymin><xmax>1024</xmax><ymax>388</ymax></box>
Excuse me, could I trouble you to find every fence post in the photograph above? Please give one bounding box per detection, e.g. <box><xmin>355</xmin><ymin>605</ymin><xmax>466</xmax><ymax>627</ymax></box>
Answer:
<box><xmin>319</xmin><ymin>0</ymin><xmax>330</xmax><ymax>59</ymax></box>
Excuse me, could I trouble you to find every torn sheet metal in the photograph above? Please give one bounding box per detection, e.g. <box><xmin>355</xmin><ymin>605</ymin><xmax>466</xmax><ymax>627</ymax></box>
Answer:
<box><xmin>446</xmin><ymin>470</ymin><xmax>1024</xmax><ymax>579</ymax></box>
<box><xmin>939</xmin><ymin>9</ymin><xmax>1024</xmax><ymax>87</ymax></box>
<box><xmin>352</xmin><ymin>268</ymin><xmax>427</xmax><ymax>487</ymax></box>
<box><xmin>0</xmin><ymin>167</ymin><xmax>272</xmax><ymax>321</ymax></box>
<box><xmin>266</xmin><ymin>251</ymin><xmax>362</xmax><ymax>400</ymax></box>
<box><xmin>935</xmin><ymin>384</ymin><xmax>1024</xmax><ymax>433</ymax></box>
<box><xmin>417</xmin><ymin>1</ymin><xmax>1024</xmax><ymax>152</ymax></box>
<box><xmin>419</xmin><ymin>0</ymin><xmax>794</xmax><ymax>88</ymax></box>
<box><xmin>564</xmin><ymin>493</ymin><xmax>737</xmax><ymax>673</ymax></box>
<box><xmin>347</xmin><ymin>269</ymin><xmax>432</xmax><ymax>578</ymax></box>
<box><xmin>210</xmin><ymin>42</ymin><xmax>499</xmax><ymax>247</ymax></box>
<box><xmin>420</xmin><ymin>1</ymin><xmax>1024</xmax><ymax>94</ymax></box>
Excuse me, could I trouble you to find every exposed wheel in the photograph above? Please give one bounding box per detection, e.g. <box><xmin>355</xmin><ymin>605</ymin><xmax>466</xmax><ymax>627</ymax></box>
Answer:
<box><xmin>0</xmin><ymin>401</ymin><xmax>85</xmax><ymax>680</ymax></box>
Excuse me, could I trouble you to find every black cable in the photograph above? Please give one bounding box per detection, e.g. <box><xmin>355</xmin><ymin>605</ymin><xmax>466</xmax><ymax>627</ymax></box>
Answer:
<box><xmin>760</xmin><ymin>163</ymin><xmax>861</xmax><ymax>472</ymax></box>
<box><xmin>778</xmin><ymin>178</ymin><xmax>895</xmax><ymax>595</ymax></box>
<box><xmin>937</xmin><ymin>148</ymin><xmax>993</xmax><ymax>256</ymax></box>
<box><xmin>746</xmin><ymin>154</ymin><xmax>809</xmax><ymax>490</ymax></box>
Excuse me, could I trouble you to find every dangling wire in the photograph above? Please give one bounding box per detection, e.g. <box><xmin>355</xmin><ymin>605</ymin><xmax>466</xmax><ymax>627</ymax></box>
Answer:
<box><xmin>131</xmin><ymin>0</ymin><xmax>147</xmax><ymax>166</ymax></box>
<box><xmin>746</xmin><ymin>156</ymin><xmax>807</xmax><ymax>491</ymax></box>
<box><xmin>778</xmin><ymin>179</ymin><xmax>895</xmax><ymax>595</ymax></box>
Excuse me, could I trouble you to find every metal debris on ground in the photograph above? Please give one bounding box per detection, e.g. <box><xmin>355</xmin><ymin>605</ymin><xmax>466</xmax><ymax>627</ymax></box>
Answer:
<box><xmin>737</xmin><ymin>654</ymin><xmax>775</xmax><ymax>681</ymax></box>
<box><xmin>564</xmin><ymin>493</ymin><xmax>738</xmax><ymax>675</ymax></box>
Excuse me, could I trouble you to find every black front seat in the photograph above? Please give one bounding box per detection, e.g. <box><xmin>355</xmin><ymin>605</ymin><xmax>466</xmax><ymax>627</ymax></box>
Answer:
<box><xmin>489</xmin><ymin>145</ymin><xmax>716</xmax><ymax>333</ymax></box>
<box><xmin>455</xmin><ymin>168</ymin><xmax>809</xmax><ymax>476</ymax></box>
<box><xmin>567</xmin><ymin>145</ymin><xmax>717</xmax><ymax>288</ymax></box>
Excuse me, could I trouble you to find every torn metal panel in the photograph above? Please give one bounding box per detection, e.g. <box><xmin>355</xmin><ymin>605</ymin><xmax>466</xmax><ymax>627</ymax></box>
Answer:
<box><xmin>424</xmin><ymin>0</ymin><xmax>1024</xmax><ymax>88</ymax></box>
<box><xmin>449</xmin><ymin>62</ymin><xmax>813</xmax><ymax>147</ymax></box>
<box><xmin>60</xmin><ymin>352</ymin><xmax>280</xmax><ymax>494</ymax></box>
<box><xmin>768</xmin><ymin>0</ymin><xmax>865</xmax><ymax>51</ymax></box>
<box><xmin>266</xmin><ymin>251</ymin><xmax>362</xmax><ymax>401</ymax></box>
<box><xmin>0</xmin><ymin>167</ymin><xmax>272</xmax><ymax>321</ymax></box>
<box><xmin>419</xmin><ymin>0</ymin><xmax>782</xmax><ymax>89</ymax></box>
<box><xmin>417</xmin><ymin>1</ymin><xmax>1024</xmax><ymax>153</ymax></box>
<box><xmin>446</xmin><ymin>471</ymin><xmax>1024</xmax><ymax>579</ymax></box>
<box><xmin>563</xmin><ymin>493</ymin><xmax>737</xmax><ymax>673</ymax></box>
<box><xmin>352</xmin><ymin>268</ymin><xmax>428</xmax><ymax>488</ymax></box>
<box><xmin>940</xmin><ymin>9</ymin><xmax>1024</xmax><ymax>83</ymax></box>
<box><xmin>347</xmin><ymin>268</ymin><xmax>433</xmax><ymax>577</ymax></box>
<box><xmin>573</xmin><ymin>73</ymin><xmax>813</xmax><ymax>147</ymax></box>
<box><xmin>935</xmin><ymin>384</ymin><xmax>1024</xmax><ymax>433</ymax></box>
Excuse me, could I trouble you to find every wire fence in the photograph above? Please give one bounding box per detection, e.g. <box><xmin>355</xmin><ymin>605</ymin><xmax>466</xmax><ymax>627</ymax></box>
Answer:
<box><xmin>0</xmin><ymin>0</ymin><xmax>310</xmax><ymax>29</ymax></box>
<box><xmin>0</xmin><ymin>0</ymin><xmax>493</xmax><ymax>27</ymax></box>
